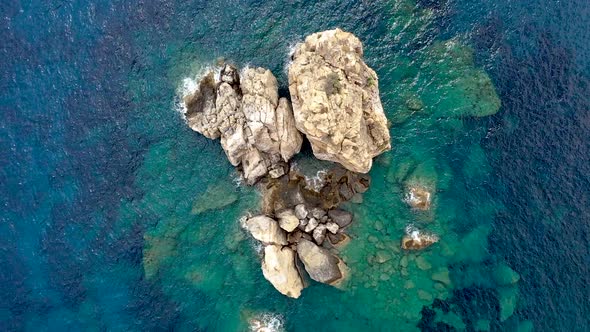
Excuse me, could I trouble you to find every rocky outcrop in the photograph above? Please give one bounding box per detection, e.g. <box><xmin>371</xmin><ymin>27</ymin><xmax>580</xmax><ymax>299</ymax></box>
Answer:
<box><xmin>297</xmin><ymin>238</ymin><xmax>344</xmax><ymax>284</ymax></box>
<box><xmin>184</xmin><ymin>65</ymin><xmax>302</xmax><ymax>184</ymax></box>
<box><xmin>288</xmin><ymin>28</ymin><xmax>391</xmax><ymax>173</ymax></box>
<box><xmin>261</xmin><ymin>245</ymin><xmax>304</xmax><ymax>298</ymax></box>
<box><xmin>242</xmin><ymin>215</ymin><xmax>287</xmax><ymax>245</ymax></box>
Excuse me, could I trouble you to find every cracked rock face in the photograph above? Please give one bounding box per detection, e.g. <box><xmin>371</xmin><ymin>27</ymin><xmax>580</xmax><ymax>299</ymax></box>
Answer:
<box><xmin>184</xmin><ymin>65</ymin><xmax>302</xmax><ymax>184</ymax></box>
<box><xmin>288</xmin><ymin>28</ymin><xmax>391</xmax><ymax>173</ymax></box>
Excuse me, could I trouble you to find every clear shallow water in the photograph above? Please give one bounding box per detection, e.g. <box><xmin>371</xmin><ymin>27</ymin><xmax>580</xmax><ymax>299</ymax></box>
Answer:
<box><xmin>1</xmin><ymin>0</ymin><xmax>589</xmax><ymax>331</ymax></box>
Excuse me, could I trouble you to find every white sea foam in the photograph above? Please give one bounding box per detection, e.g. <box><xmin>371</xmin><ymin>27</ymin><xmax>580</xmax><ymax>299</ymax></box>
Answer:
<box><xmin>283</xmin><ymin>41</ymin><xmax>300</xmax><ymax>76</ymax></box>
<box><xmin>248</xmin><ymin>312</ymin><xmax>285</xmax><ymax>332</ymax></box>
<box><xmin>290</xmin><ymin>160</ymin><xmax>328</xmax><ymax>192</ymax></box>
<box><xmin>174</xmin><ymin>64</ymin><xmax>223</xmax><ymax>117</ymax></box>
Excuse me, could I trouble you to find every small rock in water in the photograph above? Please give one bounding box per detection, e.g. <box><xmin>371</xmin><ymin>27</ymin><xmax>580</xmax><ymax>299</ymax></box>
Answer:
<box><xmin>312</xmin><ymin>224</ymin><xmax>327</xmax><ymax>245</ymax></box>
<box><xmin>326</xmin><ymin>222</ymin><xmax>339</xmax><ymax>234</ymax></box>
<box><xmin>328</xmin><ymin>209</ymin><xmax>353</xmax><ymax>228</ymax></box>
<box><xmin>304</xmin><ymin>218</ymin><xmax>319</xmax><ymax>233</ymax></box>
<box><xmin>401</xmin><ymin>229</ymin><xmax>438</xmax><ymax>250</ymax></box>
<box><xmin>404</xmin><ymin>185</ymin><xmax>432</xmax><ymax>210</ymax></box>
<box><xmin>320</xmin><ymin>215</ymin><xmax>328</xmax><ymax>223</ymax></box>
<box><xmin>294</xmin><ymin>204</ymin><xmax>309</xmax><ymax>219</ymax></box>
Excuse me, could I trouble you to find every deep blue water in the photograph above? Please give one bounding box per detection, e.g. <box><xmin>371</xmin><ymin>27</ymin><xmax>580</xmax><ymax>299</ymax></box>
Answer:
<box><xmin>1</xmin><ymin>0</ymin><xmax>589</xmax><ymax>331</ymax></box>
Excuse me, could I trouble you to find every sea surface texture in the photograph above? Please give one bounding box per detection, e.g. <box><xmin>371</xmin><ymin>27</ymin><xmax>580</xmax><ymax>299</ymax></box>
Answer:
<box><xmin>1</xmin><ymin>0</ymin><xmax>589</xmax><ymax>331</ymax></box>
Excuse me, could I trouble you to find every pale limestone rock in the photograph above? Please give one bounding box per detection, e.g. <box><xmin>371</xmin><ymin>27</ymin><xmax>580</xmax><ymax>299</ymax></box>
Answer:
<box><xmin>261</xmin><ymin>245</ymin><xmax>304</xmax><ymax>298</ymax></box>
<box><xmin>326</xmin><ymin>222</ymin><xmax>339</xmax><ymax>234</ymax></box>
<box><xmin>276</xmin><ymin>209</ymin><xmax>299</xmax><ymax>233</ymax></box>
<box><xmin>294</xmin><ymin>204</ymin><xmax>308</xmax><ymax>219</ymax></box>
<box><xmin>304</xmin><ymin>217</ymin><xmax>319</xmax><ymax>233</ymax></box>
<box><xmin>297</xmin><ymin>238</ymin><xmax>344</xmax><ymax>285</ymax></box>
<box><xmin>243</xmin><ymin>215</ymin><xmax>287</xmax><ymax>245</ymax></box>
<box><xmin>184</xmin><ymin>65</ymin><xmax>302</xmax><ymax>184</ymax></box>
<box><xmin>288</xmin><ymin>28</ymin><xmax>391</xmax><ymax>173</ymax></box>
<box><xmin>312</xmin><ymin>224</ymin><xmax>327</xmax><ymax>245</ymax></box>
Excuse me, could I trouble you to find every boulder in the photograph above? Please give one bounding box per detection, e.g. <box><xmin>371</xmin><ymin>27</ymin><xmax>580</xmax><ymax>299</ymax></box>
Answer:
<box><xmin>294</xmin><ymin>204</ymin><xmax>309</xmax><ymax>219</ymax></box>
<box><xmin>304</xmin><ymin>217</ymin><xmax>319</xmax><ymax>233</ymax></box>
<box><xmin>276</xmin><ymin>209</ymin><xmax>299</xmax><ymax>232</ymax></box>
<box><xmin>326</xmin><ymin>222</ymin><xmax>339</xmax><ymax>234</ymax></box>
<box><xmin>312</xmin><ymin>224</ymin><xmax>327</xmax><ymax>245</ymax></box>
<box><xmin>243</xmin><ymin>215</ymin><xmax>287</xmax><ymax>245</ymax></box>
<box><xmin>328</xmin><ymin>209</ymin><xmax>353</xmax><ymax>228</ymax></box>
<box><xmin>184</xmin><ymin>65</ymin><xmax>302</xmax><ymax>184</ymax></box>
<box><xmin>261</xmin><ymin>245</ymin><xmax>305</xmax><ymax>298</ymax></box>
<box><xmin>288</xmin><ymin>28</ymin><xmax>391</xmax><ymax>173</ymax></box>
<box><xmin>310</xmin><ymin>207</ymin><xmax>327</xmax><ymax>219</ymax></box>
<box><xmin>297</xmin><ymin>238</ymin><xmax>344</xmax><ymax>284</ymax></box>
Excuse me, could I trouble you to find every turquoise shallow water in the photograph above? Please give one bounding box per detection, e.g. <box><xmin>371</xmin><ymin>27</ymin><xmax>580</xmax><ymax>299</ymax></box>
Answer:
<box><xmin>1</xmin><ymin>0</ymin><xmax>589</xmax><ymax>331</ymax></box>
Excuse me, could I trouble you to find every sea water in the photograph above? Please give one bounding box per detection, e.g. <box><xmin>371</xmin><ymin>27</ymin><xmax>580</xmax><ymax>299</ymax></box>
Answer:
<box><xmin>1</xmin><ymin>0</ymin><xmax>589</xmax><ymax>331</ymax></box>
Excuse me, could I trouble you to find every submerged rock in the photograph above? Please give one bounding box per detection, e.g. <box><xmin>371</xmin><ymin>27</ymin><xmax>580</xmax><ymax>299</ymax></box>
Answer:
<box><xmin>191</xmin><ymin>181</ymin><xmax>238</xmax><ymax>214</ymax></box>
<box><xmin>297</xmin><ymin>238</ymin><xmax>345</xmax><ymax>285</ymax></box>
<box><xmin>288</xmin><ymin>28</ymin><xmax>391</xmax><ymax>173</ymax></box>
<box><xmin>184</xmin><ymin>65</ymin><xmax>302</xmax><ymax>184</ymax></box>
<box><xmin>261</xmin><ymin>245</ymin><xmax>304</xmax><ymax>298</ymax></box>
<box><xmin>243</xmin><ymin>215</ymin><xmax>287</xmax><ymax>245</ymax></box>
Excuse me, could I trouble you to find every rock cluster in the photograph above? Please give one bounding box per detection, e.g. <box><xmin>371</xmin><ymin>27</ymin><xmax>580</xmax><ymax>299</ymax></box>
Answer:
<box><xmin>288</xmin><ymin>28</ymin><xmax>391</xmax><ymax>173</ymax></box>
<box><xmin>182</xmin><ymin>29</ymin><xmax>392</xmax><ymax>298</ymax></box>
<box><xmin>241</xmin><ymin>167</ymin><xmax>361</xmax><ymax>298</ymax></box>
<box><xmin>184</xmin><ymin>65</ymin><xmax>303</xmax><ymax>184</ymax></box>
